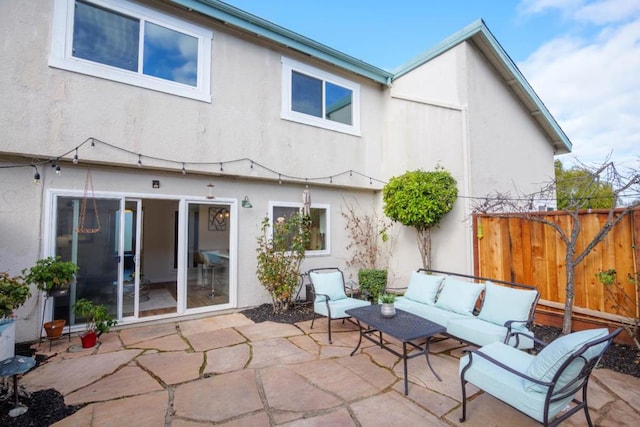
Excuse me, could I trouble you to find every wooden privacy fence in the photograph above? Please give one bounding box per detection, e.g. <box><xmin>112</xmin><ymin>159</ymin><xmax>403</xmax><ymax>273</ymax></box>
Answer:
<box><xmin>473</xmin><ymin>208</ymin><xmax>640</xmax><ymax>323</ymax></box>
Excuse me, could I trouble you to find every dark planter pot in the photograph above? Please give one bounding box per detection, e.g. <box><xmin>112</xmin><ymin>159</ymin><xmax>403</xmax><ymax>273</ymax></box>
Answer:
<box><xmin>80</xmin><ymin>330</ymin><xmax>98</xmax><ymax>348</ymax></box>
<box><xmin>44</xmin><ymin>319</ymin><xmax>66</xmax><ymax>339</ymax></box>
<box><xmin>47</xmin><ymin>284</ymin><xmax>70</xmax><ymax>298</ymax></box>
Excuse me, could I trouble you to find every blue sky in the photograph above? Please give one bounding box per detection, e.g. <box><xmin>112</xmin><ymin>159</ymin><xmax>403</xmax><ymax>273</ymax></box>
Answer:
<box><xmin>224</xmin><ymin>0</ymin><xmax>639</xmax><ymax>169</ymax></box>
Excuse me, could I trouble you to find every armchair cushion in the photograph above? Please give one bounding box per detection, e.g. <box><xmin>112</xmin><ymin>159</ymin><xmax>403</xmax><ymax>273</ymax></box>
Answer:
<box><xmin>403</xmin><ymin>272</ymin><xmax>444</xmax><ymax>305</ymax></box>
<box><xmin>477</xmin><ymin>281</ymin><xmax>538</xmax><ymax>330</ymax></box>
<box><xmin>309</xmin><ymin>271</ymin><xmax>347</xmax><ymax>302</ymax></box>
<box><xmin>525</xmin><ymin>328</ymin><xmax>609</xmax><ymax>392</ymax></box>
<box><xmin>434</xmin><ymin>278</ymin><xmax>484</xmax><ymax>316</ymax></box>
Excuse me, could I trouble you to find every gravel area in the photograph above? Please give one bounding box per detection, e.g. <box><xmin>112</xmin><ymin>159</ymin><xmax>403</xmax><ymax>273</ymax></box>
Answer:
<box><xmin>2</xmin><ymin>304</ymin><xmax>637</xmax><ymax>426</ymax></box>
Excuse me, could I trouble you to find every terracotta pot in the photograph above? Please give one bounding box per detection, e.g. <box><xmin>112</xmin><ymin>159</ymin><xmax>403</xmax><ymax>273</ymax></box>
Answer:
<box><xmin>80</xmin><ymin>330</ymin><xmax>97</xmax><ymax>348</ymax></box>
<box><xmin>44</xmin><ymin>319</ymin><xmax>66</xmax><ymax>338</ymax></box>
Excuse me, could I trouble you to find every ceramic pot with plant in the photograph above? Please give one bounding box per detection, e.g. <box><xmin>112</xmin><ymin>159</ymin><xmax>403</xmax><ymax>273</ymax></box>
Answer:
<box><xmin>23</xmin><ymin>256</ymin><xmax>79</xmax><ymax>297</ymax></box>
<box><xmin>380</xmin><ymin>293</ymin><xmax>396</xmax><ymax>318</ymax></box>
<box><xmin>1</xmin><ymin>272</ymin><xmax>32</xmax><ymax>360</ymax></box>
<box><xmin>72</xmin><ymin>298</ymin><xmax>117</xmax><ymax>348</ymax></box>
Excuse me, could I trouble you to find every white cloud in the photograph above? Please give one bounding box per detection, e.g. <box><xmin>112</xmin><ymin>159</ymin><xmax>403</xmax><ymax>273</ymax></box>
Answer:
<box><xmin>518</xmin><ymin>1</ymin><xmax>640</xmax><ymax>169</ymax></box>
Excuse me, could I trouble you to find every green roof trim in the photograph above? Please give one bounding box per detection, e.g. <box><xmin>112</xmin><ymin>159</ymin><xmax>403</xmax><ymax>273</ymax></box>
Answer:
<box><xmin>170</xmin><ymin>0</ymin><xmax>393</xmax><ymax>85</ymax></box>
<box><xmin>169</xmin><ymin>3</ymin><xmax>570</xmax><ymax>153</ymax></box>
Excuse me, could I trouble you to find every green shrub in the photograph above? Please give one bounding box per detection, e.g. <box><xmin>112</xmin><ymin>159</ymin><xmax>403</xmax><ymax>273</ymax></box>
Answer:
<box><xmin>358</xmin><ymin>269</ymin><xmax>387</xmax><ymax>302</ymax></box>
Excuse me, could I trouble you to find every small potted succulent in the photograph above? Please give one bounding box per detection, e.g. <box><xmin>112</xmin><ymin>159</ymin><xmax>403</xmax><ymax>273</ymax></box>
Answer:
<box><xmin>380</xmin><ymin>293</ymin><xmax>396</xmax><ymax>318</ymax></box>
<box><xmin>72</xmin><ymin>298</ymin><xmax>117</xmax><ymax>348</ymax></box>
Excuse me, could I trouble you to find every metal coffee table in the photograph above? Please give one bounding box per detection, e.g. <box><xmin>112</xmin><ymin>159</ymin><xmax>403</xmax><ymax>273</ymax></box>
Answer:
<box><xmin>345</xmin><ymin>305</ymin><xmax>446</xmax><ymax>395</ymax></box>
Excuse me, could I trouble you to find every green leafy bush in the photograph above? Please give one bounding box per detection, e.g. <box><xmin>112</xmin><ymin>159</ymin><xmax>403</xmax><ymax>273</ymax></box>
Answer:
<box><xmin>72</xmin><ymin>298</ymin><xmax>117</xmax><ymax>336</ymax></box>
<box><xmin>23</xmin><ymin>256</ymin><xmax>79</xmax><ymax>293</ymax></box>
<box><xmin>358</xmin><ymin>269</ymin><xmax>387</xmax><ymax>302</ymax></box>
<box><xmin>0</xmin><ymin>272</ymin><xmax>31</xmax><ymax>319</ymax></box>
<box><xmin>257</xmin><ymin>213</ymin><xmax>310</xmax><ymax>313</ymax></box>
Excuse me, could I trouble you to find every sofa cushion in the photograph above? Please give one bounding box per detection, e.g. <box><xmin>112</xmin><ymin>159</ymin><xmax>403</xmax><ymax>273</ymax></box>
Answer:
<box><xmin>434</xmin><ymin>277</ymin><xmax>484</xmax><ymax>316</ymax></box>
<box><xmin>478</xmin><ymin>281</ymin><xmax>538</xmax><ymax>329</ymax></box>
<box><xmin>447</xmin><ymin>317</ymin><xmax>534</xmax><ymax>349</ymax></box>
<box><xmin>524</xmin><ymin>328</ymin><xmax>609</xmax><ymax>392</ymax></box>
<box><xmin>403</xmin><ymin>272</ymin><xmax>444</xmax><ymax>305</ymax></box>
<box><xmin>394</xmin><ymin>297</ymin><xmax>464</xmax><ymax>326</ymax></box>
<box><xmin>459</xmin><ymin>342</ymin><xmax>573</xmax><ymax>422</ymax></box>
<box><xmin>310</xmin><ymin>271</ymin><xmax>347</xmax><ymax>301</ymax></box>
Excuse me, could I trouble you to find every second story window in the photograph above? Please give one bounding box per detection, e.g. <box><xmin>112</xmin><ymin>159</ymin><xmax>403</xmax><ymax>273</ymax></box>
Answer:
<box><xmin>51</xmin><ymin>0</ymin><xmax>212</xmax><ymax>102</ymax></box>
<box><xmin>282</xmin><ymin>57</ymin><xmax>360</xmax><ymax>136</ymax></box>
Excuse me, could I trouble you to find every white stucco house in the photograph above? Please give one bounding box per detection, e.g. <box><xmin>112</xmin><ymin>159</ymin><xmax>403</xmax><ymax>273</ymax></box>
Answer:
<box><xmin>0</xmin><ymin>0</ymin><xmax>570</xmax><ymax>342</ymax></box>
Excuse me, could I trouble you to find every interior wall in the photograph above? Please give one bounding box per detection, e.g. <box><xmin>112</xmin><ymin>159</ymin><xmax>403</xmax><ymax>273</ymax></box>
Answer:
<box><xmin>142</xmin><ymin>199</ymin><xmax>179</xmax><ymax>283</ymax></box>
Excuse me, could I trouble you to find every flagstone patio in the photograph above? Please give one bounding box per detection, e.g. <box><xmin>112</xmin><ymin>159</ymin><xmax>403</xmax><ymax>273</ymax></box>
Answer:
<box><xmin>18</xmin><ymin>312</ymin><xmax>640</xmax><ymax>426</ymax></box>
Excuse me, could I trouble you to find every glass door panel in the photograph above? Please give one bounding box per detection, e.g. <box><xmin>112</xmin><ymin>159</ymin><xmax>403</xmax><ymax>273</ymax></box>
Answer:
<box><xmin>54</xmin><ymin>196</ymin><xmax>121</xmax><ymax>325</ymax></box>
<box><xmin>121</xmin><ymin>199</ymin><xmax>141</xmax><ymax>318</ymax></box>
<box><xmin>186</xmin><ymin>202</ymin><xmax>230</xmax><ymax>309</ymax></box>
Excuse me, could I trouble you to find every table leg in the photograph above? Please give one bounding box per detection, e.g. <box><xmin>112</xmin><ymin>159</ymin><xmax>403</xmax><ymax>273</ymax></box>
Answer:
<box><xmin>403</xmin><ymin>342</ymin><xmax>409</xmax><ymax>395</ymax></box>
<box><xmin>350</xmin><ymin>320</ymin><xmax>364</xmax><ymax>356</ymax></box>
<box><xmin>424</xmin><ymin>339</ymin><xmax>442</xmax><ymax>381</ymax></box>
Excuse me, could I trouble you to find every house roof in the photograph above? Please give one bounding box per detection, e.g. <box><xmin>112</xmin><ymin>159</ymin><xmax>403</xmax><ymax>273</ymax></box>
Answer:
<box><xmin>170</xmin><ymin>1</ymin><xmax>571</xmax><ymax>154</ymax></box>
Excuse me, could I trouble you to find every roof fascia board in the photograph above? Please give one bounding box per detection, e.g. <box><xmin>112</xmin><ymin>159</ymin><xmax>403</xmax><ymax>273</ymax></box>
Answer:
<box><xmin>170</xmin><ymin>0</ymin><xmax>393</xmax><ymax>85</ymax></box>
<box><xmin>393</xmin><ymin>19</ymin><xmax>571</xmax><ymax>153</ymax></box>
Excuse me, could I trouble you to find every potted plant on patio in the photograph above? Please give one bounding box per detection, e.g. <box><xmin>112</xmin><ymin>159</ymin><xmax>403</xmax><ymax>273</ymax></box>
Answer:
<box><xmin>358</xmin><ymin>268</ymin><xmax>388</xmax><ymax>303</ymax></box>
<box><xmin>380</xmin><ymin>292</ymin><xmax>396</xmax><ymax>318</ymax></box>
<box><xmin>23</xmin><ymin>256</ymin><xmax>79</xmax><ymax>297</ymax></box>
<box><xmin>72</xmin><ymin>298</ymin><xmax>117</xmax><ymax>348</ymax></box>
<box><xmin>0</xmin><ymin>272</ymin><xmax>31</xmax><ymax>360</ymax></box>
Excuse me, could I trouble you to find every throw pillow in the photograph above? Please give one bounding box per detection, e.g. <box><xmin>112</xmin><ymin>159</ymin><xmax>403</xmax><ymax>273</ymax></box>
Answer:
<box><xmin>477</xmin><ymin>281</ymin><xmax>538</xmax><ymax>329</ymax></box>
<box><xmin>310</xmin><ymin>271</ymin><xmax>347</xmax><ymax>301</ymax></box>
<box><xmin>434</xmin><ymin>277</ymin><xmax>484</xmax><ymax>316</ymax></box>
<box><xmin>403</xmin><ymin>272</ymin><xmax>444</xmax><ymax>305</ymax></box>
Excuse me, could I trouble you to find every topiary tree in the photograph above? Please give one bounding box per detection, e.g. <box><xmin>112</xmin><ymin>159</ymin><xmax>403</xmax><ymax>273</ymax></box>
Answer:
<box><xmin>256</xmin><ymin>213</ymin><xmax>311</xmax><ymax>313</ymax></box>
<box><xmin>383</xmin><ymin>167</ymin><xmax>458</xmax><ymax>269</ymax></box>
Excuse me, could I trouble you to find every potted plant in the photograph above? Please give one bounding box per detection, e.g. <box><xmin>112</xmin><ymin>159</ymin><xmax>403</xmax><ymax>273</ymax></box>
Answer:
<box><xmin>358</xmin><ymin>268</ymin><xmax>388</xmax><ymax>303</ymax></box>
<box><xmin>0</xmin><ymin>272</ymin><xmax>31</xmax><ymax>360</ymax></box>
<box><xmin>23</xmin><ymin>256</ymin><xmax>79</xmax><ymax>297</ymax></box>
<box><xmin>380</xmin><ymin>292</ymin><xmax>396</xmax><ymax>318</ymax></box>
<box><xmin>72</xmin><ymin>298</ymin><xmax>117</xmax><ymax>348</ymax></box>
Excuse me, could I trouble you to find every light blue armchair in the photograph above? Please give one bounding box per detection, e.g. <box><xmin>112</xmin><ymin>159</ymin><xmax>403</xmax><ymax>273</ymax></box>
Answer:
<box><xmin>459</xmin><ymin>327</ymin><xmax>621</xmax><ymax>426</ymax></box>
<box><xmin>308</xmin><ymin>268</ymin><xmax>370</xmax><ymax>343</ymax></box>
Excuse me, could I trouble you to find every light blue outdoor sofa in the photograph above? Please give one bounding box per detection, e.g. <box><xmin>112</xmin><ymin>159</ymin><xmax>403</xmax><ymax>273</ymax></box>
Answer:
<box><xmin>459</xmin><ymin>327</ymin><xmax>622</xmax><ymax>426</ymax></box>
<box><xmin>394</xmin><ymin>269</ymin><xmax>540</xmax><ymax>349</ymax></box>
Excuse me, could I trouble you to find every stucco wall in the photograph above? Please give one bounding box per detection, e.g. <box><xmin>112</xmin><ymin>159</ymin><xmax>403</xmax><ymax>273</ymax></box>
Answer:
<box><xmin>0</xmin><ymin>0</ymin><xmax>386</xmax><ymax>186</ymax></box>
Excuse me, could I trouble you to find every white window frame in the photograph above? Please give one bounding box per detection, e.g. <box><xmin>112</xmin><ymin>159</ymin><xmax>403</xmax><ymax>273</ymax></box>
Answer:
<box><xmin>50</xmin><ymin>0</ymin><xmax>212</xmax><ymax>102</ymax></box>
<box><xmin>269</xmin><ymin>201</ymin><xmax>330</xmax><ymax>256</ymax></box>
<box><xmin>281</xmin><ymin>57</ymin><xmax>361</xmax><ymax>136</ymax></box>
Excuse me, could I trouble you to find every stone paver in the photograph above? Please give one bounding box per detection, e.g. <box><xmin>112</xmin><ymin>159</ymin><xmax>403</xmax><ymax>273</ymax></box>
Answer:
<box><xmin>65</xmin><ymin>365</ymin><xmax>163</xmax><ymax>405</ymax></box>
<box><xmin>204</xmin><ymin>343</ymin><xmax>250</xmax><ymax>374</ymax></box>
<box><xmin>182</xmin><ymin>326</ymin><xmax>246</xmax><ymax>352</ymax></box>
<box><xmin>249</xmin><ymin>337</ymin><xmax>316</xmax><ymax>368</ymax></box>
<box><xmin>15</xmin><ymin>312</ymin><xmax>638</xmax><ymax>427</ymax></box>
<box><xmin>22</xmin><ymin>349</ymin><xmax>142</xmax><ymax>395</ymax></box>
<box><xmin>173</xmin><ymin>369</ymin><xmax>262</xmax><ymax>422</ymax></box>
<box><xmin>137</xmin><ymin>351</ymin><xmax>204</xmax><ymax>385</ymax></box>
<box><xmin>261</xmin><ymin>366</ymin><xmax>342</xmax><ymax>412</ymax></box>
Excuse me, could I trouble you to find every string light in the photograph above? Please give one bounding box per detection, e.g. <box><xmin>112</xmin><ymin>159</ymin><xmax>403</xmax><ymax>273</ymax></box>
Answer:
<box><xmin>220</xmin><ymin>162</ymin><xmax>223</xmax><ymax>172</ymax></box>
<box><xmin>137</xmin><ymin>154</ymin><xmax>142</xmax><ymax>167</ymax></box>
<box><xmin>182</xmin><ymin>163</ymin><xmax>186</xmax><ymax>175</ymax></box>
<box><xmin>32</xmin><ymin>165</ymin><xmax>40</xmax><ymax>184</ymax></box>
<box><xmin>55</xmin><ymin>165</ymin><xmax>61</xmax><ymax>175</ymax></box>
<box><xmin>72</xmin><ymin>148</ymin><xmax>79</xmax><ymax>164</ymax></box>
<box><xmin>278</xmin><ymin>174</ymin><xmax>282</xmax><ymax>184</ymax></box>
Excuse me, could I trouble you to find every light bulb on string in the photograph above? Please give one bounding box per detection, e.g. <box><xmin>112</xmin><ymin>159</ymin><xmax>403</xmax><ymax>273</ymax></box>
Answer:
<box><xmin>72</xmin><ymin>148</ymin><xmax>79</xmax><ymax>164</ymax></box>
<box><xmin>182</xmin><ymin>163</ymin><xmax>186</xmax><ymax>175</ymax></box>
<box><xmin>137</xmin><ymin>154</ymin><xmax>142</xmax><ymax>167</ymax></box>
<box><xmin>55</xmin><ymin>165</ymin><xmax>61</xmax><ymax>175</ymax></box>
<box><xmin>32</xmin><ymin>165</ymin><xmax>40</xmax><ymax>184</ymax></box>
<box><xmin>278</xmin><ymin>174</ymin><xmax>282</xmax><ymax>184</ymax></box>
<box><xmin>220</xmin><ymin>162</ymin><xmax>223</xmax><ymax>172</ymax></box>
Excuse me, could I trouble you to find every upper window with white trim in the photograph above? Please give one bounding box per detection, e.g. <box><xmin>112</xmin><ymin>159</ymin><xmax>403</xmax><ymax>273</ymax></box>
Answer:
<box><xmin>281</xmin><ymin>57</ymin><xmax>360</xmax><ymax>136</ymax></box>
<box><xmin>50</xmin><ymin>0</ymin><xmax>212</xmax><ymax>102</ymax></box>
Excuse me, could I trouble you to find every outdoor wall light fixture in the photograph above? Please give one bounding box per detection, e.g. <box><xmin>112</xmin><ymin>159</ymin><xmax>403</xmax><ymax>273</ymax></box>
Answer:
<box><xmin>206</xmin><ymin>181</ymin><xmax>215</xmax><ymax>199</ymax></box>
<box><xmin>241</xmin><ymin>196</ymin><xmax>253</xmax><ymax>208</ymax></box>
<box><xmin>152</xmin><ymin>180</ymin><xmax>160</xmax><ymax>189</ymax></box>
